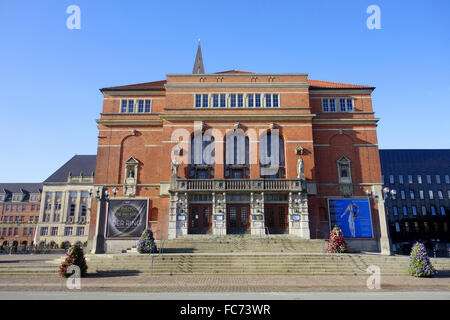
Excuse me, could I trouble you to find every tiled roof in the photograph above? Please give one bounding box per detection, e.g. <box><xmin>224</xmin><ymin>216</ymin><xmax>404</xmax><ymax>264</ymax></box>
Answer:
<box><xmin>100</xmin><ymin>80</ymin><xmax>167</xmax><ymax>92</ymax></box>
<box><xmin>308</xmin><ymin>79</ymin><xmax>374</xmax><ymax>89</ymax></box>
<box><xmin>44</xmin><ymin>155</ymin><xmax>96</xmax><ymax>183</ymax></box>
<box><xmin>214</xmin><ymin>70</ymin><xmax>256</xmax><ymax>74</ymax></box>
<box><xmin>0</xmin><ymin>183</ymin><xmax>42</xmax><ymax>202</ymax></box>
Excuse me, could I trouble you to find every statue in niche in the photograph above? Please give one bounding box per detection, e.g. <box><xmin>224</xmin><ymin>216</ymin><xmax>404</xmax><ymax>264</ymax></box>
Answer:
<box><xmin>297</xmin><ymin>156</ymin><xmax>305</xmax><ymax>180</ymax></box>
<box><xmin>127</xmin><ymin>167</ymin><xmax>135</xmax><ymax>178</ymax></box>
<box><xmin>171</xmin><ymin>158</ymin><xmax>179</xmax><ymax>177</ymax></box>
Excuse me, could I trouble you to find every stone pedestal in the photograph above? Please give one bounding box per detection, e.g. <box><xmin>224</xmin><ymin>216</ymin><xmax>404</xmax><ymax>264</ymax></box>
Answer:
<box><xmin>250</xmin><ymin>192</ymin><xmax>265</xmax><ymax>236</ymax></box>
<box><xmin>373</xmin><ymin>185</ymin><xmax>392</xmax><ymax>255</ymax></box>
<box><xmin>212</xmin><ymin>192</ymin><xmax>227</xmax><ymax>236</ymax></box>
<box><xmin>288</xmin><ymin>192</ymin><xmax>310</xmax><ymax>239</ymax></box>
<box><xmin>168</xmin><ymin>192</ymin><xmax>188</xmax><ymax>239</ymax></box>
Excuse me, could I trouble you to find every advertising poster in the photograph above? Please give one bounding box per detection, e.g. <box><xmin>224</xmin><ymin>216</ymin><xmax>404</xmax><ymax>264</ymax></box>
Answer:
<box><xmin>105</xmin><ymin>199</ymin><xmax>148</xmax><ymax>238</ymax></box>
<box><xmin>328</xmin><ymin>198</ymin><xmax>373</xmax><ymax>238</ymax></box>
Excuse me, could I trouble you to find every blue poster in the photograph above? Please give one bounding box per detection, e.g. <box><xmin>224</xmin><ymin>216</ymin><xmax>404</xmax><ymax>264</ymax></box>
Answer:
<box><xmin>328</xmin><ymin>198</ymin><xmax>373</xmax><ymax>238</ymax></box>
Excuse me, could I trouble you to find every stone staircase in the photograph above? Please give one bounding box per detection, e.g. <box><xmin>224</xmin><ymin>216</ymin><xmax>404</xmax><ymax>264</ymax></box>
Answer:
<box><xmin>83</xmin><ymin>253</ymin><xmax>450</xmax><ymax>276</ymax></box>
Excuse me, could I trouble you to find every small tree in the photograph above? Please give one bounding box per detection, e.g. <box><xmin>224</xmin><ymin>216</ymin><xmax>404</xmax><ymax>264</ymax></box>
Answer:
<box><xmin>137</xmin><ymin>229</ymin><xmax>157</xmax><ymax>254</ymax></box>
<box><xmin>59</xmin><ymin>244</ymin><xmax>88</xmax><ymax>278</ymax></box>
<box><xmin>408</xmin><ymin>242</ymin><xmax>436</xmax><ymax>277</ymax></box>
<box><xmin>327</xmin><ymin>225</ymin><xmax>347</xmax><ymax>253</ymax></box>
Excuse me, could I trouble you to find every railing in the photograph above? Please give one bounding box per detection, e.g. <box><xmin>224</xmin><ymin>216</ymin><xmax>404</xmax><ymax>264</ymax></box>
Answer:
<box><xmin>175</xmin><ymin>178</ymin><xmax>305</xmax><ymax>192</ymax></box>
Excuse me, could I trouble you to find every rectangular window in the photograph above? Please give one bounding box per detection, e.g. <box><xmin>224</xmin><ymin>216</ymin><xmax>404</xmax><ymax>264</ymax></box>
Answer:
<box><xmin>395</xmin><ymin>222</ymin><xmax>400</xmax><ymax>232</ymax></box>
<box><xmin>273</xmin><ymin>94</ymin><xmax>279</xmax><ymax>107</ymax></box>
<box><xmin>422</xmin><ymin>206</ymin><xmax>427</xmax><ymax>216</ymax></box>
<box><xmin>145</xmin><ymin>100</ymin><xmax>151</xmax><ymax>113</ymax></box>
<box><xmin>448</xmin><ymin>190</ymin><xmax>450</xmax><ymax>199</ymax></box>
<box><xmin>195</xmin><ymin>94</ymin><xmax>201</xmax><ymax>108</ymax></box>
<box><xmin>237</xmin><ymin>94</ymin><xmax>244</xmax><ymax>107</ymax></box>
<box><xmin>412</xmin><ymin>206</ymin><xmax>417</xmax><ymax>216</ymax></box>
<box><xmin>417</xmin><ymin>175</ymin><xmax>422</xmax><ymax>184</ymax></box>
<box><xmin>29</xmin><ymin>228</ymin><xmax>33</xmax><ymax>236</ymax></box>
<box><xmin>40</xmin><ymin>227</ymin><xmax>48</xmax><ymax>236</ymax></box>
<box><xmin>445</xmin><ymin>175</ymin><xmax>450</xmax><ymax>184</ymax></box>
<box><xmin>23</xmin><ymin>227</ymin><xmax>28</xmax><ymax>236</ymax></box>
<box><xmin>212</xmin><ymin>94</ymin><xmax>219</xmax><ymax>108</ymax></box>
<box><xmin>440</xmin><ymin>206</ymin><xmax>446</xmax><ymax>216</ymax></box>
<box><xmin>248</xmin><ymin>94</ymin><xmax>254</xmax><ymax>107</ymax></box>
<box><xmin>410</xmin><ymin>190</ymin><xmax>415</xmax><ymax>200</ymax></box>
<box><xmin>436</xmin><ymin>175</ymin><xmax>441</xmax><ymax>184</ymax></box>
<box><xmin>346</xmin><ymin>99</ymin><xmax>353</xmax><ymax>111</ymax></box>
<box><xmin>408</xmin><ymin>175</ymin><xmax>413</xmax><ymax>184</ymax></box>
<box><xmin>426</xmin><ymin>175</ymin><xmax>431</xmax><ymax>184</ymax></box>
<box><xmin>429</xmin><ymin>190</ymin><xmax>434</xmax><ymax>199</ymax></box>
<box><xmin>431</xmin><ymin>206</ymin><xmax>437</xmax><ymax>215</ymax></box>
<box><xmin>202</xmin><ymin>94</ymin><xmax>208</xmax><ymax>108</ymax></box>
<box><xmin>322</xmin><ymin>99</ymin><xmax>329</xmax><ymax>112</ymax></box>
<box><xmin>438</xmin><ymin>190</ymin><xmax>443</xmax><ymax>199</ymax></box>
<box><xmin>69</xmin><ymin>204</ymin><xmax>76</xmax><ymax>217</ymax></box>
<box><xmin>220</xmin><ymin>94</ymin><xmax>226</xmax><ymax>107</ymax></box>
<box><xmin>51</xmin><ymin>227</ymin><xmax>58</xmax><ymax>236</ymax></box>
<box><xmin>389</xmin><ymin>175</ymin><xmax>394</xmax><ymax>184</ymax></box>
<box><xmin>339</xmin><ymin>99</ymin><xmax>346</xmax><ymax>112</ymax></box>
<box><xmin>64</xmin><ymin>227</ymin><xmax>72</xmax><ymax>236</ymax></box>
<box><xmin>399</xmin><ymin>175</ymin><xmax>403</xmax><ymax>184</ymax></box>
<box><xmin>255</xmin><ymin>94</ymin><xmax>261</xmax><ymax>107</ymax></box>
<box><xmin>402</xmin><ymin>206</ymin><xmax>408</xmax><ymax>216</ymax></box>
<box><xmin>393</xmin><ymin>206</ymin><xmax>398</xmax><ymax>215</ymax></box>
<box><xmin>265</xmin><ymin>94</ymin><xmax>272</xmax><ymax>107</ymax></box>
<box><xmin>138</xmin><ymin>100</ymin><xmax>144</xmax><ymax>113</ymax></box>
<box><xmin>127</xmin><ymin>100</ymin><xmax>134</xmax><ymax>113</ymax></box>
<box><xmin>81</xmin><ymin>205</ymin><xmax>87</xmax><ymax>217</ymax></box>
<box><xmin>230</xmin><ymin>94</ymin><xmax>236</xmax><ymax>107</ymax></box>
<box><xmin>77</xmin><ymin>227</ymin><xmax>84</xmax><ymax>236</ymax></box>
<box><xmin>419</xmin><ymin>190</ymin><xmax>424</xmax><ymax>199</ymax></box>
<box><xmin>5</xmin><ymin>205</ymin><xmax>9</xmax><ymax>212</ymax></box>
<box><xmin>400</xmin><ymin>190</ymin><xmax>405</xmax><ymax>200</ymax></box>
<box><xmin>329</xmin><ymin>99</ymin><xmax>336</xmax><ymax>112</ymax></box>
<box><xmin>121</xmin><ymin>100</ymin><xmax>127</xmax><ymax>113</ymax></box>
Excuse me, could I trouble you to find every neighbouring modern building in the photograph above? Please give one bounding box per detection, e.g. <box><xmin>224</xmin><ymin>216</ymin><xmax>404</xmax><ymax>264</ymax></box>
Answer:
<box><xmin>35</xmin><ymin>155</ymin><xmax>96</xmax><ymax>247</ymax></box>
<box><xmin>380</xmin><ymin>149</ymin><xmax>450</xmax><ymax>257</ymax></box>
<box><xmin>88</xmin><ymin>43</ymin><xmax>391</xmax><ymax>254</ymax></box>
<box><xmin>0</xmin><ymin>183</ymin><xmax>42</xmax><ymax>247</ymax></box>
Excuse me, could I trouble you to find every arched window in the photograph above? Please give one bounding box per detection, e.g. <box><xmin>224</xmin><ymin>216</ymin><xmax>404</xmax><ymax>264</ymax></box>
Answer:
<box><xmin>225</xmin><ymin>132</ymin><xmax>250</xmax><ymax>179</ymax></box>
<box><xmin>260</xmin><ymin>132</ymin><xmax>285</xmax><ymax>178</ymax></box>
<box><xmin>337</xmin><ymin>156</ymin><xmax>351</xmax><ymax>183</ymax></box>
<box><xmin>190</xmin><ymin>132</ymin><xmax>215</xmax><ymax>179</ymax></box>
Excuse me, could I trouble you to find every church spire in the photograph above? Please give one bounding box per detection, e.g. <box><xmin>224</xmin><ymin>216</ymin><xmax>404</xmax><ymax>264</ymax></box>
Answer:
<box><xmin>192</xmin><ymin>39</ymin><xmax>205</xmax><ymax>74</ymax></box>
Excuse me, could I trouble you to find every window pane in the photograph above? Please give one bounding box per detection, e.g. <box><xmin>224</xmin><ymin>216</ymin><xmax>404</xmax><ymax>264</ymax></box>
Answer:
<box><xmin>273</xmin><ymin>94</ymin><xmax>279</xmax><ymax>107</ymax></box>
<box><xmin>195</xmin><ymin>94</ymin><xmax>201</xmax><ymax>108</ymax></box>
<box><xmin>121</xmin><ymin>100</ymin><xmax>127</xmax><ymax>113</ymax></box>
<box><xmin>329</xmin><ymin>99</ymin><xmax>336</xmax><ymax>112</ymax></box>
<box><xmin>237</xmin><ymin>94</ymin><xmax>244</xmax><ymax>107</ymax></box>
<box><xmin>255</xmin><ymin>94</ymin><xmax>261</xmax><ymax>107</ymax></box>
<box><xmin>339</xmin><ymin>99</ymin><xmax>346</xmax><ymax>112</ymax></box>
<box><xmin>230</xmin><ymin>94</ymin><xmax>236</xmax><ymax>107</ymax></box>
<box><xmin>220</xmin><ymin>94</ymin><xmax>226</xmax><ymax>107</ymax></box>
<box><xmin>248</xmin><ymin>94</ymin><xmax>254</xmax><ymax>107</ymax></box>
<box><xmin>145</xmin><ymin>100</ymin><xmax>151</xmax><ymax>112</ymax></box>
<box><xmin>212</xmin><ymin>94</ymin><xmax>219</xmax><ymax>107</ymax></box>
<box><xmin>138</xmin><ymin>100</ymin><xmax>144</xmax><ymax>112</ymax></box>
<box><xmin>265</xmin><ymin>94</ymin><xmax>272</xmax><ymax>107</ymax></box>
<box><xmin>346</xmin><ymin>99</ymin><xmax>353</xmax><ymax>111</ymax></box>
<box><xmin>202</xmin><ymin>94</ymin><xmax>208</xmax><ymax>108</ymax></box>
<box><xmin>128</xmin><ymin>100</ymin><xmax>134</xmax><ymax>113</ymax></box>
<box><xmin>323</xmin><ymin>99</ymin><xmax>329</xmax><ymax>112</ymax></box>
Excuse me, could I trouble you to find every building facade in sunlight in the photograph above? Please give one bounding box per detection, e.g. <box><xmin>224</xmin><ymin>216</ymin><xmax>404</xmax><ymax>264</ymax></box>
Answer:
<box><xmin>88</xmin><ymin>44</ymin><xmax>389</xmax><ymax>254</ymax></box>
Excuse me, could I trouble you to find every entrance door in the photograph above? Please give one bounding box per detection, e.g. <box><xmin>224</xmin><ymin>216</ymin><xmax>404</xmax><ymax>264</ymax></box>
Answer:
<box><xmin>265</xmin><ymin>204</ymin><xmax>288</xmax><ymax>234</ymax></box>
<box><xmin>227</xmin><ymin>204</ymin><xmax>250</xmax><ymax>234</ymax></box>
<box><xmin>188</xmin><ymin>204</ymin><xmax>212</xmax><ymax>234</ymax></box>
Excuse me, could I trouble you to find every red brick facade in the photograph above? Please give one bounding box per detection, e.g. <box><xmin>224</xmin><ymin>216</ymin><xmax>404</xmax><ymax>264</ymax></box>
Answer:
<box><xmin>88</xmin><ymin>70</ymin><xmax>387</xmax><ymax>253</ymax></box>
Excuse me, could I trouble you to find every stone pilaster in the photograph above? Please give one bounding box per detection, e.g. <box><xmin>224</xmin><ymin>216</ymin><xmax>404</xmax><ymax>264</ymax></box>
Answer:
<box><xmin>212</xmin><ymin>192</ymin><xmax>226</xmax><ymax>236</ymax></box>
<box><xmin>168</xmin><ymin>192</ymin><xmax>188</xmax><ymax>239</ymax></box>
<box><xmin>373</xmin><ymin>185</ymin><xmax>392</xmax><ymax>255</ymax></box>
<box><xmin>250</xmin><ymin>192</ymin><xmax>265</xmax><ymax>236</ymax></box>
<box><xmin>289</xmin><ymin>192</ymin><xmax>310</xmax><ymax>239</ymax></box>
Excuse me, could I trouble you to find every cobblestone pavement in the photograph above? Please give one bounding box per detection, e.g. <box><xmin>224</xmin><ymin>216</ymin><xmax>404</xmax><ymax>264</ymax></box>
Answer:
<box><xmin>0</xmin><ymin>274</ymin><xmax>449</xmax><ymax>293</ymax></box>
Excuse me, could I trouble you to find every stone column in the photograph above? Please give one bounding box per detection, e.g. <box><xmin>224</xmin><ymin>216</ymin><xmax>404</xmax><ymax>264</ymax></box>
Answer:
<box><xmin>373</xmin><ymin>185</ymin><xmax>392</xmax><ymax>255</ymax></box>
<box><xmin>168</xmin><ymin>192</ymin><xmax>188</xmax><ymax>239</ymax></box>
<box><xmin>289</xmin><ymin>192</ymin><xmax>310</xmax><ymax>239</ymax></box>
<box><xmin>250</xmin><ymin>192</ymin><xmax>265</xmax><ymax>236</ymax></box>
<box><xmin>212</xmin><ymin>192</ymin><xmax>226</xmax><ymax>236</ymax></box>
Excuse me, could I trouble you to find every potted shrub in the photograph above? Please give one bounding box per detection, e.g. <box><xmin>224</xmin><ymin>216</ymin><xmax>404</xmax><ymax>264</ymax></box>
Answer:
<box><xmin>137</xmin><ymin>229</ymin><xmax>157</xmax><ymax>254</ymax></box>
<box><xmin>326</xmin><ymin>225</ymin><xmax>347</xmax><ymax>253</ymax></box>
<box><xmin>408</xmin><ymin>242</ymin><xmax>437</xmax><ymax>277</ymax></box>
<box><xmin>59</xmin><ymin>244</ymin><xmax>88</xmax><ymax>278</ymax></box>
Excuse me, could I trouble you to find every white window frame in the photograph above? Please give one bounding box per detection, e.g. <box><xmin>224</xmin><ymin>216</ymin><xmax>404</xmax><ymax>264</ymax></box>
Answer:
<box><xmin>120</xmin><ymin>99</ymin><xmax>152</xmax><ymax>113</ymax></box>
<box><xmin>194</xmin><ymin>93</ymin><xmax>280</xmax><ymax>109</ymax></box>
<box><xmin>322</xmin><ymin>98</ymin><xmax>355</xmax><ymax>113</ymax></box>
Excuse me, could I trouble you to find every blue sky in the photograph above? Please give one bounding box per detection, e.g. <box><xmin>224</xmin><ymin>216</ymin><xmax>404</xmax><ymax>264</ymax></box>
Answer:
<box><xmin>0</xmin><ymin>0</ymin><xmax>449</xmax><ymax>182</ymax></box>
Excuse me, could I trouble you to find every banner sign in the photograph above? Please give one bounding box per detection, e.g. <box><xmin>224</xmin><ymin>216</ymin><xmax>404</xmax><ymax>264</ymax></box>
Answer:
<box><xmin>106</xmin><ymin>199</ymin><xmax>148</xmax><ymax>238</ymax></box>
<box><xmin>327</xmin><ymin>198</ymin><xmax>373</xmax><ymax>238</ymax></box>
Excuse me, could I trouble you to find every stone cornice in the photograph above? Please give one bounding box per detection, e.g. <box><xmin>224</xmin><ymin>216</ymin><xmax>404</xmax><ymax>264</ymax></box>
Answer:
<box><xmin>312</xmin><ymin>118</ymin><xmax>379</xmax><ymax>125</ymax></box>
<box><xmin>95</xmin><ymin>119</ymin><xmax>164</xmax><ymax>126</ymax></box>
<box><xmin>165</xmin><ymin>82</ymin><xmax>310</xmax><ymax>90</ymax></box>
<box><xmin>160</xmin><ymin>114</ymin><xmax>316</xmax><ymax>121</ymax></box>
